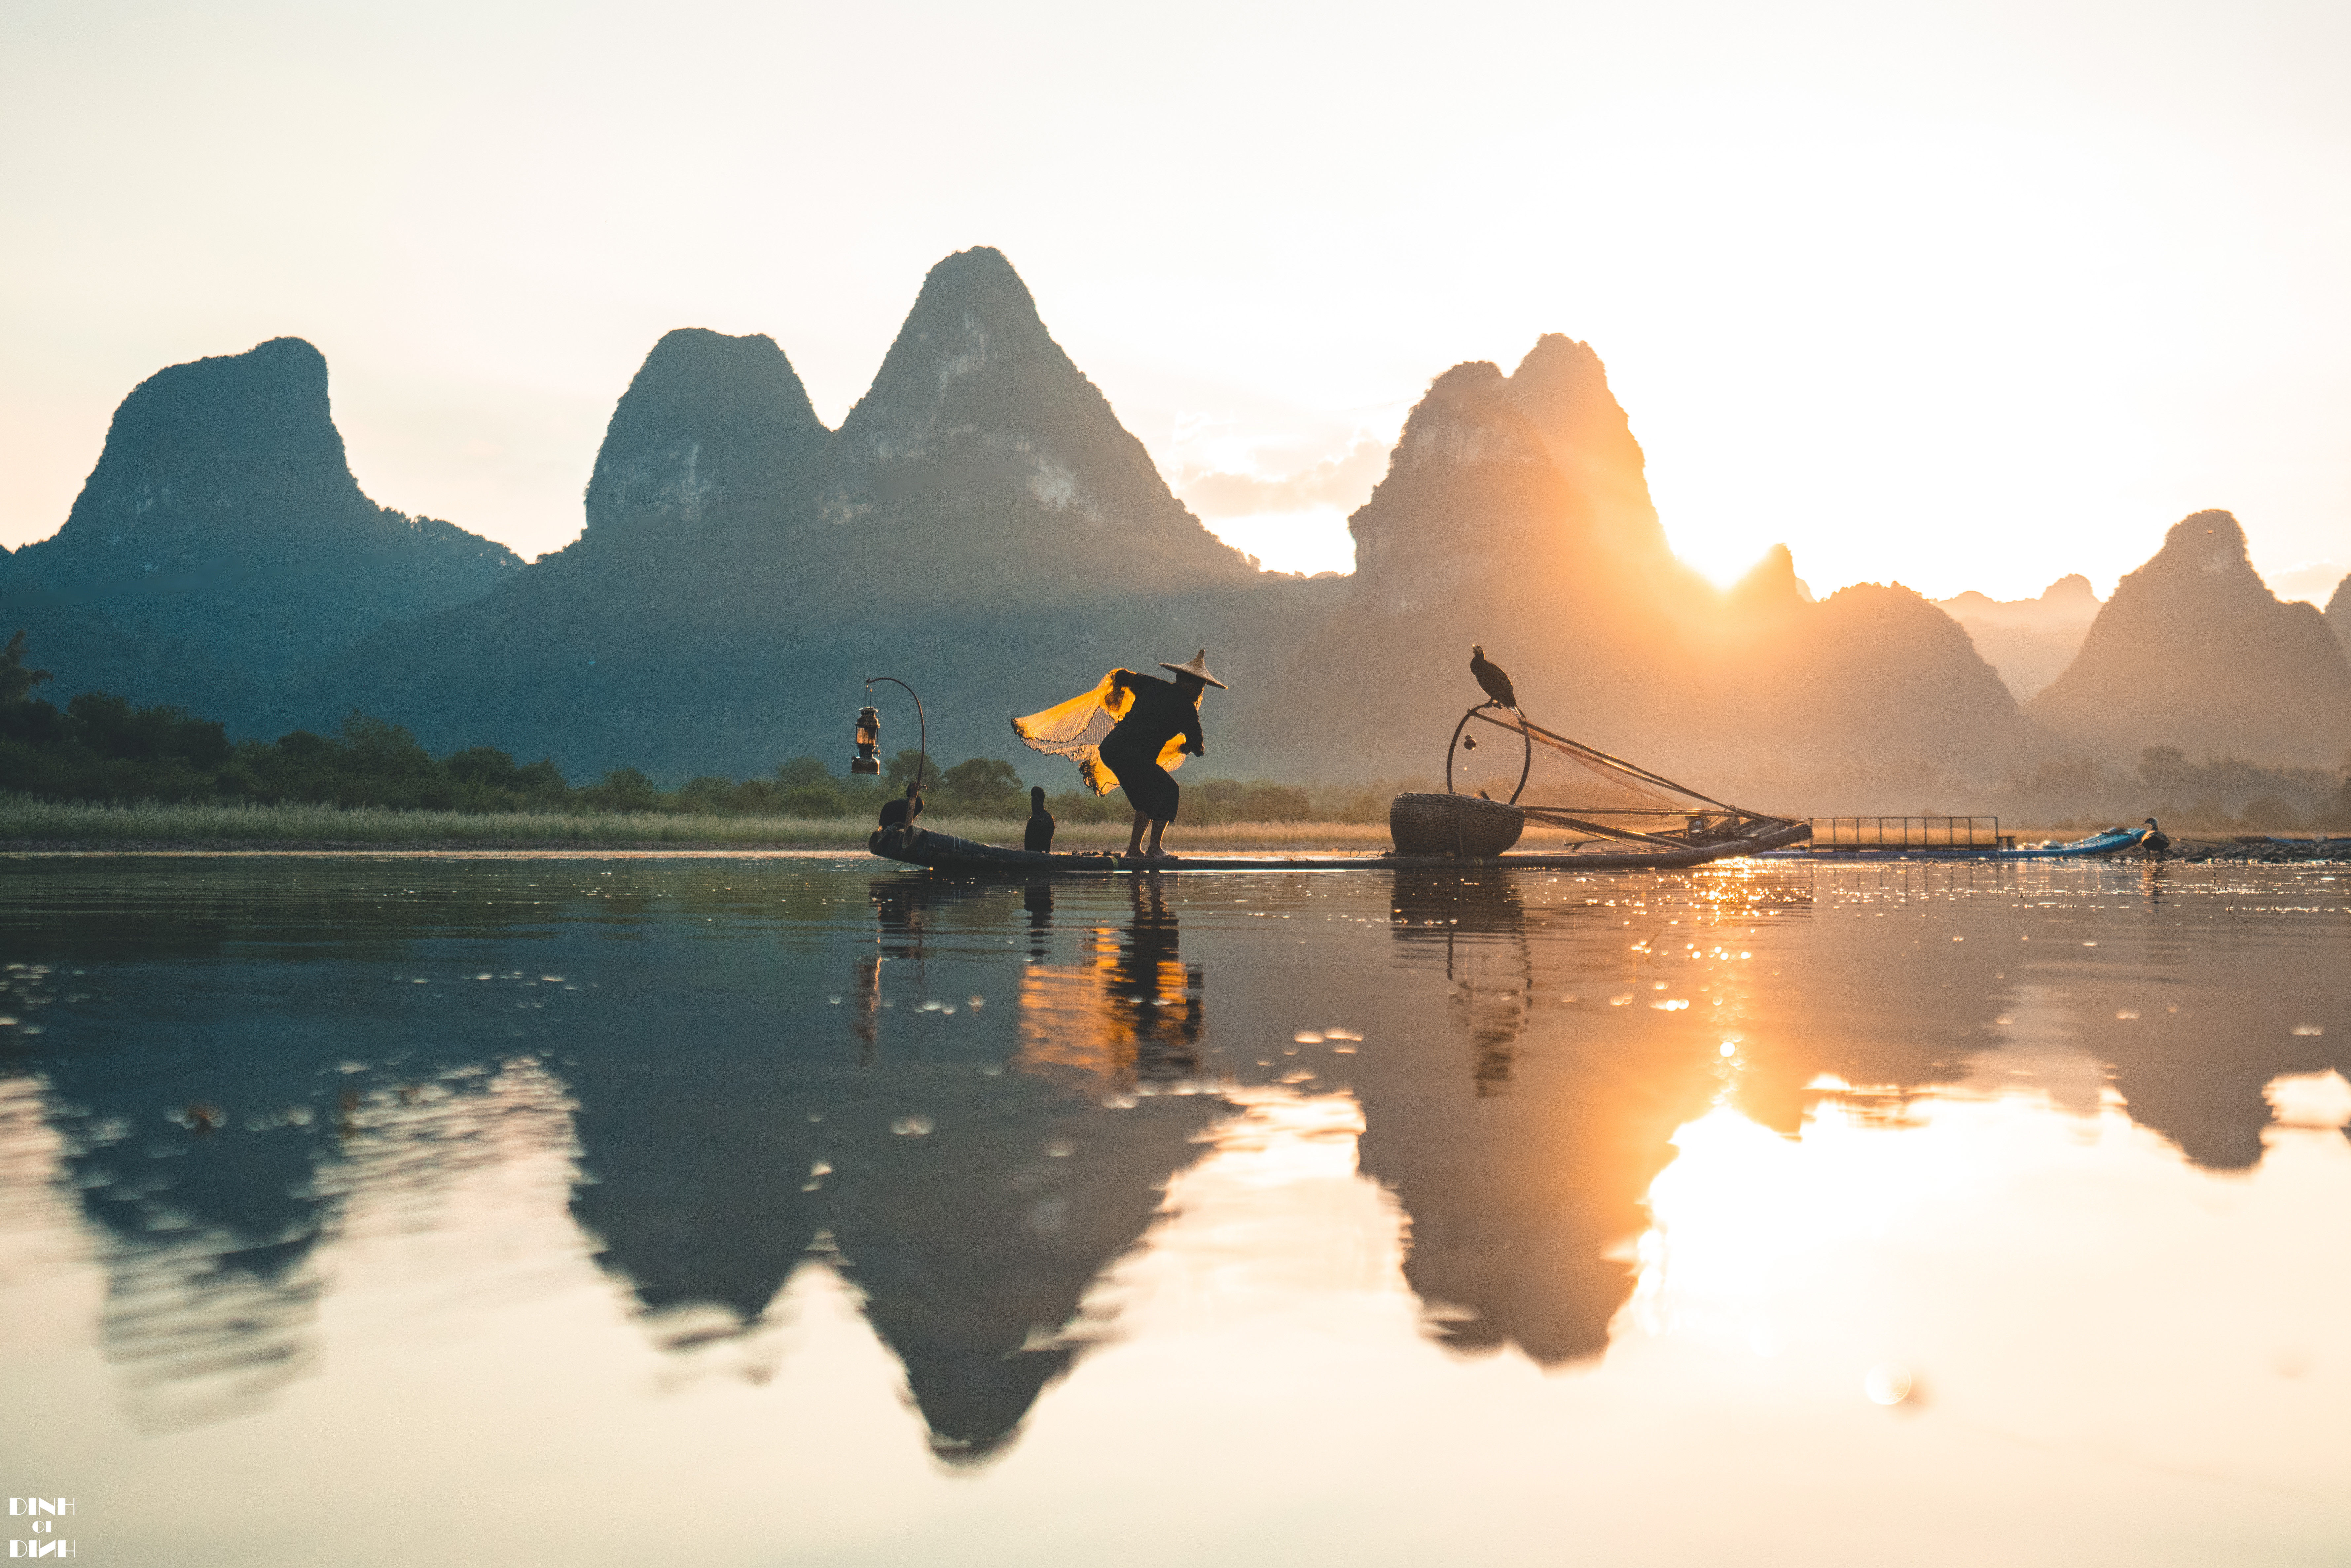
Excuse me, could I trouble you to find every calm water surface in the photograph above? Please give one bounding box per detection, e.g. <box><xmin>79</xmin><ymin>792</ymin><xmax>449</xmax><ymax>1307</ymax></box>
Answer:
<box><xmin>0</xmin><ymin>855</ymin><xmax>2346</xmax><ymax>1565</ymax></box>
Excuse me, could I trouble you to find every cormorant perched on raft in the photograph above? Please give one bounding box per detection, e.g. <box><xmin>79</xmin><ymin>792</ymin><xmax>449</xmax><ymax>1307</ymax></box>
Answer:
<box><xmin>1470</xmin><ymin>645</ymin><xmax>1518</xmax><ymax>711</ymax></box>
<box><xmin>1024</xmin><ymin>786</ymin><xmax>1056</xmax><ymax>852</ymax></box>
<box><xmin>2141</xmin><ymin>817</ymin><xmax>2170</xmax><ymax>857</ymax></box>
<box><xmin>877</xmin><ymin>780</ymin><xmax>923</xmax><ymax>831</ymax></box>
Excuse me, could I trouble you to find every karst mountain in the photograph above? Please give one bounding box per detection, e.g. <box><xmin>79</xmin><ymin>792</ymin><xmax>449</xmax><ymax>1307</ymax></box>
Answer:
<box><xmin>32</xmin><ymin>248</ymin><xmax>2344</xmax><ymax>797</ymax></box>
<box><xmin>0</xmin><ymin>337</ymin><xmax>519</xmax><ymax>714</ymax></box>
<box><xmin>1935</xmin><ymin>575</ymin><xmax>2103</xmax><ymax>702</ymax></box>
<box><xmin>292</xmin><ymin>248</ymin><xmax>1284</xmax><ymax>775</ymax></box>
<box><xmin>2025</xmin><ymin>511</ymin><xmax>2351</xmax><ymax>766</ymax></box>
<box><xmin>1229</xmin><ymin>341</ymin><xmax>2043</xmax><ymax>785</ymax></box>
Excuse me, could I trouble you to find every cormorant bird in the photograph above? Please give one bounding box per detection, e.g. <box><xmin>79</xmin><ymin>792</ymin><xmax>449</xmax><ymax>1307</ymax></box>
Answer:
<box><xmin>2141</xmin><ymin>816</ymin><xmax>2170</xmax><ymax>857</ymax></box>
<box><xmin>1024</xmin><ymin>785</ymin><xmax>1057</xmax><ymax>853</ymax></box>
<box><xmin>877</xmin><ymin>780</ymin><xmax>924</xmax><ymax>831</ymax></box>
<box><xmin>1469</xmin><ymin>645</ymin><xmax>1518</xmax><ymax>710</ymax></box>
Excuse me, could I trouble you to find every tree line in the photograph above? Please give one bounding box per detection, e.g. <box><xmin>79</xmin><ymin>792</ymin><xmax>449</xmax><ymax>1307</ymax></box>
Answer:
<box><xmin>0</xmin><ymin>631</ymin><xmax>1372</xmax><ymax>822</ymax></box>
<box><xmin>1994</xmin><ymin>745</ymin><xmax>2351</xmax><ymax>833</ymax></box>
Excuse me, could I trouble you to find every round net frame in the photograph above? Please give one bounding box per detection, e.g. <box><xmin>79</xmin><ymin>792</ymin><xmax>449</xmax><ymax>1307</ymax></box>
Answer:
<box><xmin>1445</xmin><ymin>705</ymin><xmax>1768</xmax><ymax>848</ymax></box>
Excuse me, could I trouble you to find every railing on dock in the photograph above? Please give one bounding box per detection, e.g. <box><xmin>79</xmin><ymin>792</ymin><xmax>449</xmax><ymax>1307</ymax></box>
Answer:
<box><xmin>1806</xmin><ymin>816</ymin><xmax>2012</xmax><ymax>851</ymax></box>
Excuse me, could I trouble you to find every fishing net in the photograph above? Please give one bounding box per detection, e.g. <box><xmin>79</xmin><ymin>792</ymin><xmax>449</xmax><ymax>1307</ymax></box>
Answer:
<box><xmin>1012</xmin><ymin>670</ymin><xmax>1196</xmax><ymax>797</ymax></box>
<box><xmin>1449</xmin><ymin>708</ymin><xmax>1738</xmax><ymax>844</ymax></box>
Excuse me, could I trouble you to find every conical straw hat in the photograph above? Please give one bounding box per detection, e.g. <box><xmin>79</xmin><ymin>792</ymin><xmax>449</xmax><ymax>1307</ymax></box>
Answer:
<box><xmin>1159</xmin><ymin>649</ymin><xmax>1228</xmax><ymax>689</ymax></box>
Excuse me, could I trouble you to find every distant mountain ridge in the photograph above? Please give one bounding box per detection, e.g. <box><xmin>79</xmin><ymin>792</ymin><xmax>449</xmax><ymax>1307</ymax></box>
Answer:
<box><xmin>2024</xmin><ymin>511</ymin><xmax>2351</xmax><ymax>766</ymax></box>
<box><xmin>31</xmin><ymin>252</ymin><xmax>2343</xmax><ymax>799</ymax></box>
<box><xmin>1</xmin><ymin>337</ymin><xmax>520</xmax><ymax>709</ymax></box>
<box><xmin>8</xmin><ymin>253</ymin><xmax>2056</xmax><ymax>792</ymax></box>
<box><xmin>284</xmin><ymin>249</ymin><xmax>1279</xmax><ymax>777</ymax></box>
<box><xmin>1936</xmin><ymin>575</ymin><xmax>2102</xmax><ymax>702</ymax></box>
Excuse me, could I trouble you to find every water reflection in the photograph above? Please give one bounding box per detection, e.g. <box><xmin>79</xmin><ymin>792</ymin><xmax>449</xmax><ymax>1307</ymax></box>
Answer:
<box><xmin>0</xmin><ymin>857</ymin><xmax>2344</xmax><ymax>1490</ymax></box>
<box><xmin>1390</xmin><ymin>872</ymin><xmax>1533</xmax><ymax>1095</ymax></box>
<box><xmin>563</xmin><ymin>872</ymin><xmax>1221</xmax><ymax>1460</ymax></box>
<box><xmin>1018</xmin><ymin>878</ymin><xmax>1204</xmax><ymax>1091</ymax></box>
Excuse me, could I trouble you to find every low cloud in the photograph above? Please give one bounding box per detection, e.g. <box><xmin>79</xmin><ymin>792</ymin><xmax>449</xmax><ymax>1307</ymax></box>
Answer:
<box><xmin>2268</xmin><ymin>559</ymin><xmax>2345</xmax><ymax>605</ymax></box>
<box><xmin>1176</xmin><ymin>437</ymin><xmax>1389</xmax><ymax>518</ymax></box>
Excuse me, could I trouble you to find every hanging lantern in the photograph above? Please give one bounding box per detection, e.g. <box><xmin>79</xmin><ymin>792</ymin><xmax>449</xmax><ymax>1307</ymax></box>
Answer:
<box><xmin>850</xmin><ymin>705</ymin><xmax>882</xmax><ymax>775</ymax></box>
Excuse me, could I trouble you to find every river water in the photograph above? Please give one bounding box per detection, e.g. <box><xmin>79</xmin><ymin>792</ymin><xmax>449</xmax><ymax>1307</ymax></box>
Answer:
<box><xmin>0</xmin><ymin>855</ymin><xmax>2344</xmax><ymax>1565</ymax></box>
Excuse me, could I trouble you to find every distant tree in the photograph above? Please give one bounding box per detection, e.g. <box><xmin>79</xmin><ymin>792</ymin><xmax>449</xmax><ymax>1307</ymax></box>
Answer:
<box><xmin>1046</xmin><ymin>789</ymin><xmax>1122</xmax><ymax>825</ymax></box>
<box><xmin>337</xmin><ymin>711</ymin><xmax>436</xmax><ymax>780</ymax></box>
<box><xmin>0</xmin><ymin>630</ymin><xmax>53</xmax><ymax>706</ymax></box>
<box><xmin>445</xmin><ymin>745</ymin><xmax>571</xmax><ymax>809</ymax></box>
<box><xmin>579</xmin><ymin>767</ymin><xmax>662</xmax><ymax>813</ymax></box>
<box><xmin>446</xmin><ymin>746</ymin><xmax>527</xmax><ymax>790</ymax></box>
<box><xmin>778</xmin><ymin>784</ymin><xmax>847</xmax><ymax>817</ymax></box>
<box><xmin>775</xmin><ymin>756</ymin><xmax>833</xmax><ymax>789</ymax></box>
<box><xmin>935</xmin><ymin>757</ymin><xmax>1026</xmax><ymax>817</ymax></box>
<box><xmin>2240</xmin><ymin>794</ymin><xmax>2298</xmax><ymax>831</ymax></box>
<box><xmin>1183</xmin><ymin>777</ymin><xmax>1311</xmax><ymax>824</ymax></box>
<box><xmin>65</xmin><ymin>692</ymin><xmax>231</xmax><ymax>767</ymax></box>
<box><xmin>676</xmin><ymin>774</ymin><xmax>781</xmax><ymax>815</ymax></box>
<box><xmin>883</xmin><ymin>748</ymin><xmax>930</xmax><ymax>793</ymax></box>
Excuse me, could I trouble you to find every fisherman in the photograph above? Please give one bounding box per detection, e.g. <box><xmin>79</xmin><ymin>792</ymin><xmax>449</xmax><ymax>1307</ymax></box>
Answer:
<box><xmin>1010</xmin><ymin>650</ymin><xmax>1228</xmax><ymax>864</ymax></box>
<box><xmin>1100</xmin><ymin>651</ymin><xmax>1225</xmax><ymax>863</ymax></box>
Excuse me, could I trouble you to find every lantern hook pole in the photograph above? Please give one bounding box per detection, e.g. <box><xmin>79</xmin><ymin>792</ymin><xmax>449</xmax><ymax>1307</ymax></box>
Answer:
<box><xmin>864</xmin><ymin>676</ymin><xmax>926</xmax><ymax>793</ymax></box>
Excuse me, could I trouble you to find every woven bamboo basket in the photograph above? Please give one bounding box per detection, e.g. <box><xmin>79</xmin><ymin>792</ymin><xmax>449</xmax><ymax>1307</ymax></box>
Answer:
<box><xmin>1388</xmin><ymin>792</ymin><xmax>1525</xmax><ymax>858</ymax></box>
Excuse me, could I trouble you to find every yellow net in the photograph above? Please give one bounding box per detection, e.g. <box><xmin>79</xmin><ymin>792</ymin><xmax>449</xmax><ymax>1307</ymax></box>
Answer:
<box><xmin>1012</xmin><ymin>670</ymin><xmax>1196</xmax><ymax>796</ymax></box>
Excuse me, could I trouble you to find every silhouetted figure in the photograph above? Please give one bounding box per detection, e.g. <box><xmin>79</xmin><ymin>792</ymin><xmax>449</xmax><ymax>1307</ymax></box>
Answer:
<box><xmin>2141</xmin><ymin>816</ymin><xmax>2171</xmax><ymax>857</ymax></box>
<box><xmin>1102</xmin><ymin>651</ymin><xmax>1223</xmax><ymax>862</ymax></box>
<box><xmin>1023</xmin><ymin>785</ymin><xmax>1056</xmax><ymax>852</ymax></box>
<box><xmin>877</xmin><ymin>780</ymin><xmax>923</xmax><ymax>831</ymax></box>
<box><xmin>1470</xmin><ymin>644</ymin><xmax>1518</xmax><ymax>710</ymax></box>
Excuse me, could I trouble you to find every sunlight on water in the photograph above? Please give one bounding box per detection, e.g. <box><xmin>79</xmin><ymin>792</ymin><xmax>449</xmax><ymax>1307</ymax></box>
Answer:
<box><xmin>0</xmin><ymin>856</ymin><xmax>2344</xmax><ymax>1563</ymax></box>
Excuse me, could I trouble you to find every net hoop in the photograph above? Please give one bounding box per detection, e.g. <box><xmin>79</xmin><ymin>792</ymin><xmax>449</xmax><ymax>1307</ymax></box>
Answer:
<box><xmin>1444</xmin><ymin>704</ymin><xmax>1533</xmax><ymax>802</ymax></box>
<box><xmin>1440</xmin><ymin>703</ymin><xmax>1780</xmax><ymax>849</ymax></box>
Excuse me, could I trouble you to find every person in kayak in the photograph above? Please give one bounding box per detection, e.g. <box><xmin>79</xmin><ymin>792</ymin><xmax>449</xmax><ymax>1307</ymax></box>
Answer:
<box><xmin>1099</xmin><ymin>651</ymin><xmax>1225</xmax><ymax>862</ymax></box>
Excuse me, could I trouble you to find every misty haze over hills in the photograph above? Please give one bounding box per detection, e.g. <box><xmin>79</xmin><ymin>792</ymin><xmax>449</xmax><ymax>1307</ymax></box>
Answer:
<box><xmin>1935</xmin><ymin>576</ymin><xmax>2102</xmax><ymax>703</ymax></box>
<box><xmin>7</xmin><ymin>249</ymin><xmax>2349</xmax><ymax>804</ymax></box>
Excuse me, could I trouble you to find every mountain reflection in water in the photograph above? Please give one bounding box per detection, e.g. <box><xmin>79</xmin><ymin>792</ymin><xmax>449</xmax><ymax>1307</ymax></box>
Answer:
<box><xmin>0</xmin><ymin>855</ymin><xmax>2345</xmax><ymax>1557</ymax></box>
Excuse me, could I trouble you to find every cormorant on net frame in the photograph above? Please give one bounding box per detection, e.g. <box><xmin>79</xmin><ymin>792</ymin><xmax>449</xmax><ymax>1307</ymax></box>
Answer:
<box><xmin>1470</xmin><ymin>645</ymin><xmax>1518</xmax><ymax>711</ymax></box>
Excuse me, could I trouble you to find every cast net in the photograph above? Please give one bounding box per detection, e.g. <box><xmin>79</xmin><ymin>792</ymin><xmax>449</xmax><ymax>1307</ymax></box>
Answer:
<box><xmin>1012</xmin><ymin>670</ymin><xmax>1196</xmax><ymax>796</ymax></box>
<box><xmin>1449</xmin><ymin>708</ymin><xmax>1746</xmax><ymax>845</ymax></box>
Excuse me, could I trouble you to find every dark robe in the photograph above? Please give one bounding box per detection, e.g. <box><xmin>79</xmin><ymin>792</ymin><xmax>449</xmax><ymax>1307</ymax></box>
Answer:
<box><xmin>1099</xmin><ymin>674</ymin><xmax>1203</xmax><ymax>822</ymax></box>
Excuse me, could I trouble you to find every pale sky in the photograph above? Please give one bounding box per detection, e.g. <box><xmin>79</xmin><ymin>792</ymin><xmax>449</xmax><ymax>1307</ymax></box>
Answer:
<box><xmin>4</xmin><ymin>0</ymin><xmax>2348</xmax><ymax>603</ymax></box>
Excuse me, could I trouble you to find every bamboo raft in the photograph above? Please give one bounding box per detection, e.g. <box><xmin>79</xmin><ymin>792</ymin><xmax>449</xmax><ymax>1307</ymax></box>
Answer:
<box><xmin>868</xmin><ymin>815</ymin><xmax>1815</xmax><ymax>876</ymax></box>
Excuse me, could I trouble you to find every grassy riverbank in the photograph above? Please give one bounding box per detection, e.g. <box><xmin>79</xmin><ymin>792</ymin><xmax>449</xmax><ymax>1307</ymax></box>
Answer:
<box><xmin>0</xmin><ymin>795</ymin><xmax>1431</xmax><ymax>852</ymax></box>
